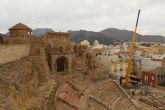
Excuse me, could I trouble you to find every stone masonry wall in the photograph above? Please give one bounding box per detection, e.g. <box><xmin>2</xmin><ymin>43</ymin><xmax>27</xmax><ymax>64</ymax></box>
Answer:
<box><xmin>0</xmin><ymin>44</ymin><xmax>30</xmax><ymax>64</ymax></box>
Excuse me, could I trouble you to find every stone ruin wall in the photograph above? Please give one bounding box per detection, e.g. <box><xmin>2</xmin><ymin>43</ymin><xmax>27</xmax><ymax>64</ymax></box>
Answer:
<box><xmin>0</xmin><ymin>44</ymin><xmax>30</xmax><ymax>64</ymax></box>
<box><xmin>44</xmin><ymin>33</ymin><xmax>73</xmax><ymax>53</ymax></box>
<box><xmin>54</xmin><ymin>81</ymin><xmax>140</xmax><ymax>110</ymax></box>
<box><xmin>0</xmin><ymin>54</ymin><xmax>51</xmax><ymax>110</ymax></box>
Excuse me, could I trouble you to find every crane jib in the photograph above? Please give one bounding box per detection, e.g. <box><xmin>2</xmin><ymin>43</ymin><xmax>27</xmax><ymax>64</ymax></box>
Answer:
<box><xmin>135</xmin><ymin>10</ymin><xmax>141</xmax><ymax>28</ymax></box>
<box><xmin>123</xmin><ymin>10</ymin><xmax>141</xmax><ymax>86</ymax></box>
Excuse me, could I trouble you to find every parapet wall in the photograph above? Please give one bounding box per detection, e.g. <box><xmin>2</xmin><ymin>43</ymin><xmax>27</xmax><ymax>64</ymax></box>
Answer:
<box><xmin>0</xmin><ymin>44</ymin><xmax>30</xmax><ymax>64</ymax></box>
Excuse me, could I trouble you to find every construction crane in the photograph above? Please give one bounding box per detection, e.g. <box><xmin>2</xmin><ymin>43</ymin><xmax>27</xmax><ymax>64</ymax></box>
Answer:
<box><xmin>123</xmin><ymin>10</ymin><xmax>141</xmax><ymax>86</ymax></box>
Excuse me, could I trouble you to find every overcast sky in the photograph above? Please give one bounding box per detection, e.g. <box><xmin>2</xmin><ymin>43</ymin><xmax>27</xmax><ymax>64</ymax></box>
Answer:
<box><xmin>0</xmin><ymin>0</ymin><xmax>165</xmax><ymax>36</ymax></box>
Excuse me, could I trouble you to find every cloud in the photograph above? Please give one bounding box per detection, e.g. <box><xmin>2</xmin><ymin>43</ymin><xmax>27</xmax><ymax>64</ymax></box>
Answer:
<box><xmin>0</xmin><ymin>0</ymin><xmax>165</xmax><ymax>36</ymax></box>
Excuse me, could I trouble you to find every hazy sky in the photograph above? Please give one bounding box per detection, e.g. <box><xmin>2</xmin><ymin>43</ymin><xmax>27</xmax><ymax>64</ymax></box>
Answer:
<box><xmin>0</xmin><ymin>0</ymin><xmax>165</xmax><ymax>36</ymax></box>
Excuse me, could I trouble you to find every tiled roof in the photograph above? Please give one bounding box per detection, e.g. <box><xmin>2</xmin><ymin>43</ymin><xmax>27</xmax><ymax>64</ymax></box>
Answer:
<box><xmin>9</xmin><ymin>23</ymin><xmax>32</xmax><ymax>31</ymax></box>
<box><xmin>89</xmin><ymin>80</ymin><xmax>139</xmax><ymax>110</ymax></box>
<box><xmin>55</xmin><ymin>80</ymin><xmax>140</xmax><ymax>110</ymax></box>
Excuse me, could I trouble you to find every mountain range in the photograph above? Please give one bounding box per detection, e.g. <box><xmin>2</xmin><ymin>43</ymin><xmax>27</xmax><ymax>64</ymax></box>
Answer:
<box><xmin>32</xmin><ymin>28</ymin><xmax>54</xmax><ymax>36</ymax></box>
<box><xmin>101</xmin><ymin>28</ymin><xmax>165</xmax><ymax>43</ymax></box>
<box><xmin>70</xmin><ymin>28</ymin><xmax>165</xmax><ymax>44</ymax></box>
<box><xmin>1</xmin><ymin>28</ymin><xmax>165</xmax><ymax>44</ymax></box>
<box><xmin>0</xmin><ymin>33</ymin><xmax>5</xmax><ymax>43</ymax></box>
<box><xmin>69</xmin><ymin>30</ymin><xmax>114</xmax><ymax>45</ymax></box>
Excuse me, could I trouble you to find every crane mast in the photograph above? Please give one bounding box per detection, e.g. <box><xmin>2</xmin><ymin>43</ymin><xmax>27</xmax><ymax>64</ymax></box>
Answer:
<box><xmin>124</xmin><ymin>10</ymin><xmax>141</xmax><ymax>85</ymax></box>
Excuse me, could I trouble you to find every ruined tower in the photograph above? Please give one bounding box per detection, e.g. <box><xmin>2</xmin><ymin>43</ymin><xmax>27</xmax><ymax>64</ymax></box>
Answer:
<box><xmin>9</xmin><ymin>23</ymin><xmax>32</xmax><ymax>38</ymax></box>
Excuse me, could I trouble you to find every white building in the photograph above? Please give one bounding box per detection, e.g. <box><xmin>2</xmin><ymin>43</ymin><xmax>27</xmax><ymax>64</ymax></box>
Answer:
<box><xmin>109</xmin><ymin>62</ymin><xmax>128</xmax><ymax>77</ymax></box>
<box><xmin>92</xmin><ymin>40</ymin><xmax>107</xmax><ymax>50</ymax></box>
<box><xmin>93</xmin><ymin>40</ymin><xmax>99</xmax><ymax>46</ymax></box>
<box><xmin>80</xmin><ymin>40</ymin><xmax>90</xmax><ymax>46</ymax></box>
<box><xmin>152</xmin><ymin>54</ymin><xmax>165</xmax><ymax>60</ymax></box>
<box><xmin>141</xmin><ymin>57</ymin><xmax>162</xmax><ymax>72</ymax></box>
<box><xmin>97</xmin><ymin>54</ymin><xmax>119</xmax><ymax>69</ymax></box>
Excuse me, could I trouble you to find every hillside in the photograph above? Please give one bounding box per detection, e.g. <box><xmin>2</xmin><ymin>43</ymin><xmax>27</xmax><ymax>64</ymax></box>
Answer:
<box><xmin>69</xmin><ymin>30</ymin><xmax>114</xmax><ymax>45</ymax></box>
<box><xmin>101</xmin><ymin>28</ymin><xmax>165</xmax><ymax>43</ymax></box>
<box><xmin>0</xmin><ymin>33</ymin><xmax>4</xmax><ymax>37</ymax></box>
<box><xmin>32</xmin><ymin>28</ymin><xmax>54</xmax><ymax>36</ymax></box>
<box><xmin>31</xmin><ymin>29</ymin><xmax>114</xmax><ymax>45</ymax></box>
<box><xmin>19</xmin><ymin>28</ymin><xmax>165</xmax><ymax>44</ymax></box>
<box><xmin>0</xmin><ymin>33</ymin><xmax>5</xmax><ymax>43</ymax></box>
<box><xmin>141</xmin><ymin>35</ymin><xmax>165</xmax><ymax>43</ymax></box>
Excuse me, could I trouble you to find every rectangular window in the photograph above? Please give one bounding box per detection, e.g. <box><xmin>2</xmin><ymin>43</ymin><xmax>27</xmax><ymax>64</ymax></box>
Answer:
<box><xmin>145</xmin><ymin>75</ymin><xmax>148</xmax><ymax>82</ymax></box>
<box><xmin>152</xmin><ymin>76</ymin><xmax>154</xmax><ymax>80</ymax></box>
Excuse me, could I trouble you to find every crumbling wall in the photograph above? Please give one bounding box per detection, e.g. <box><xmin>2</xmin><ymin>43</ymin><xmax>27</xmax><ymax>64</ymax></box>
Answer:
<box><xmin>0</xmin><ymin>44</ymin><xmax>30</xmax><ymax>64</ymax></box>
<box><xmin>0</xmin><ymin>55</ymin><xmax>50</xmax><ymax>110</ymax></box>
<box><xmin>54</xmin><ymin>80</ymin><xmax>140</xmax><ymax>110</ymax></box>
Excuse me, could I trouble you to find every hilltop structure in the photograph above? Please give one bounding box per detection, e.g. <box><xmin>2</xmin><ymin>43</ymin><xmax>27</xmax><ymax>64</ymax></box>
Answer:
<box><xmin>1</xmin><ymin>23</ymin><xmax>159</xmax><ymax>110</ymax></box>
<box><xmin>4</xmin><ymin>23</ymin><xmax>74</xmax><ymax>73</ymax></box>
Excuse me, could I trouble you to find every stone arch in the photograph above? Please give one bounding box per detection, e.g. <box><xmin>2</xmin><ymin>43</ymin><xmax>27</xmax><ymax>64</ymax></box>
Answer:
<box><xmin>56</xmin><ymin>56</ymin><xmax>68</xmax><ymax>72</ymax></box>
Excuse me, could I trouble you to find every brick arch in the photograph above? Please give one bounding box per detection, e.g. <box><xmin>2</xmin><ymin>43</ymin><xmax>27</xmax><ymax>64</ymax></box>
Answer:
<box><xmin>56</xmin><ymin>56</ymin><xmax>68</xmax><ymax>72</ymax></box>
<box><xmin>50</xmin><ymin>53</ymin><xmax>72</xmax><ymax>73</ymax></box>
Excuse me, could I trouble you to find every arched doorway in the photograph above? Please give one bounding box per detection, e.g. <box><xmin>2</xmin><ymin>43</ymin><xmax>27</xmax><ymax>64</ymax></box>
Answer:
<box><xmin>56</xmin><ymin>56</ymin><xmax>68</xmax><ymax>72</ymax></box>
